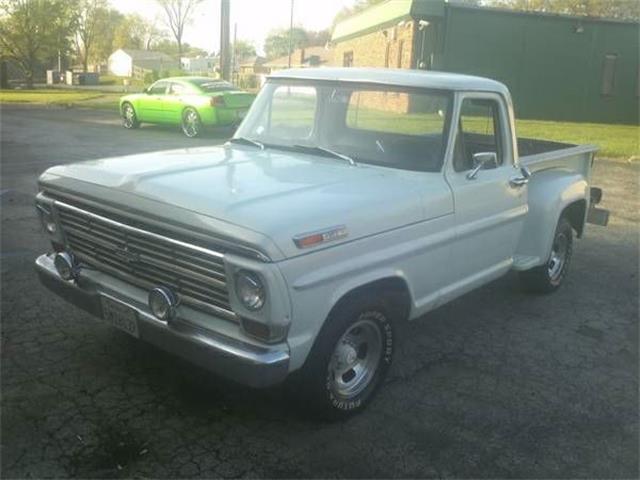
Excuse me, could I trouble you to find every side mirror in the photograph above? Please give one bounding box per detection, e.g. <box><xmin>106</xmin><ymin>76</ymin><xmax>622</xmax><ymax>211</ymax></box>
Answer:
<box><xmin>467</xmin><ymin>152</ymin><xmax>498</xmax><ymax>180</ymax></box>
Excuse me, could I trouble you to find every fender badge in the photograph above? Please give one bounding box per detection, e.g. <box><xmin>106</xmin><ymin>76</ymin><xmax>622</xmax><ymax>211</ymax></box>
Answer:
<box><xmin>293</xmin><ymin>225</ymin><xmax>348</xmax><ymax>249</ymax></box>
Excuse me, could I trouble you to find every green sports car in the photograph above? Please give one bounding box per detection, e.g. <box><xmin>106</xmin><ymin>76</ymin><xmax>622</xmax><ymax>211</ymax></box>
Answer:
<box><xmin>119</xmin><ymin>77</ymin><xmax>256</xmax><ymax>138</ymax></box>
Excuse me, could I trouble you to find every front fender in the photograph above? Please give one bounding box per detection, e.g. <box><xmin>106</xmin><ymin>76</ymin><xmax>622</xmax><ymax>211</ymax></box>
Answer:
<box><xmin>514</xmin><ymin>169</ymin><xmax>588</xmax><ymax>269</ymax></box>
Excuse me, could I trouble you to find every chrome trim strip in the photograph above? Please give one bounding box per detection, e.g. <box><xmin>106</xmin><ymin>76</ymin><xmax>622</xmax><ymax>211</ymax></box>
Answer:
<box><xmin>55</xmin><ymin>200</ymin><xmax>226</xmax><ymax>259</ymax></box>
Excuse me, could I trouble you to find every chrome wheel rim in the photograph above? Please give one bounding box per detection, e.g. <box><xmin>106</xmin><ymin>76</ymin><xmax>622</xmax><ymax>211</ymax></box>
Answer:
<box><xmin>122</xmin><ymin>105</ymin><xmax>135</xmax><ymax>128</ymax></box>
<box><xmin>182</xmin><ymin>110</ymin><xmax>200</xmax><ymax>137</ymax></box>
<box><xmin>328</xmin><ymin>318</ymin><xmax>383</xmax><ymax>401</ymax></box>
<box><xmin>548</xmin><ymin>232</ymin><xmax>568</xmax><ymax>281</ymax></box>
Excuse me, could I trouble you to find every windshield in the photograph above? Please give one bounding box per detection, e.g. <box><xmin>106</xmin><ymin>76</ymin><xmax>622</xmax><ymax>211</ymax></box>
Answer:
<box><xmin>234</xmin><ymin>80</ymin><xmax>452</xmax><ymax>172</ymax></box>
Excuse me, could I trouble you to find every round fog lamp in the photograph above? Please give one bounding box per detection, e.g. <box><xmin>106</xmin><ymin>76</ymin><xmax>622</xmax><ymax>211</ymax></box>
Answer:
<box><xmin>148</xmin><ymin>287</ymin><xmax>177</xmax><ymax>321</ymax></box>
<box><xmin>54</xmin><ymin>252</ymin><xmax>77</xmax><ymax>281</ymax></box>
<box><xmin>235</xmin><ymin>270</ymin><xmax>265</xmax><ymax>311</ymax></box>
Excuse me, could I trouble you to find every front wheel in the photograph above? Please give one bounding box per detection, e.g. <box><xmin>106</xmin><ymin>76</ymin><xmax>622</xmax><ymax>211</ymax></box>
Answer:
<box><xmin>293</xmin><ymin>293</ymin><xmax>395</xmax><ymax>419</ymax></box>
<box><xmin>121</xmin><ymin>103</ymin><xmax>139</xmax><ymax>129</ymax></box>
<box><xmin>519</xmin><ymin>216</ymin><xmax>573</xmax><ymax>293</ymax></box>
<box><xmin>181</xmin><ymin>107</ymin><xmax>202</xmax><ymax>138</ymax></box>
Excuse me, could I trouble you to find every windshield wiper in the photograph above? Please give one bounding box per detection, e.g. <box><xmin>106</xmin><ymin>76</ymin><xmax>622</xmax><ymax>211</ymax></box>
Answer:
<box><xmin>228</xmin><ymin>137</ymin><xmax>265</xmax><ymax>150</ymax></box>
<box><xmin>292</xmin><ymin>145</ymin><xmax>357</xmax><ymax>167</ymax></box>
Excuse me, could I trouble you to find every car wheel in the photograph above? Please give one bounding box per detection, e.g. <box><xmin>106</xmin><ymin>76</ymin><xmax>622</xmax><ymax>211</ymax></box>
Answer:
<box><xmin>122</xmin><ymin>103</ymin><xmax>139</xmax><ymax>129</ymax></box>
<box><xmin>293</xmin><ymin>292</ymin><xmax>395</xmax><ymax>420</ymax></box>
<box><xmin>181</xmin><ymin>107</ymin><xmax>202</xmax><ymax>138</ymax></box>
<box><xmin>520</xmin><ymin>215</ymin><xmax>573</xmax><ymax>293</ymax></box>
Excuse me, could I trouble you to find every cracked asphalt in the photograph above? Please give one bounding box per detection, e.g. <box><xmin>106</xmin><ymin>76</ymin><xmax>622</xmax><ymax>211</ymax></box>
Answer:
<box><xmin>1</xmin><ymin>105</ymin><xmax>638</xmax><ymax>478</ymax></box>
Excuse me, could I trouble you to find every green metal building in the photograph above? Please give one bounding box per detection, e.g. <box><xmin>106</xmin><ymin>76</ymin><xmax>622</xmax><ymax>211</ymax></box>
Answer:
<box><xmin>331</xmin><ymin>0</ymin><xmax>639</xmax><ymax>124</ymax></box>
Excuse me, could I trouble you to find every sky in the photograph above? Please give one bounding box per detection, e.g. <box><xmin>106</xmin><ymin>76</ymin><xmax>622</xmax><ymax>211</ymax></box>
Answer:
<box><xmin>109</xmin><ymin>0</ymin><xmax>356</xmax><ymax>55</ymax></box>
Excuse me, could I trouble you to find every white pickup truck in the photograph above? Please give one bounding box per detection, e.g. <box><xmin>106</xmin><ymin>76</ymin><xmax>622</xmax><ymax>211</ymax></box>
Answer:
<box><xmin>36</xmin><ymin>68</ymin><xmax>608</xmax><ymax>418</ymax></box>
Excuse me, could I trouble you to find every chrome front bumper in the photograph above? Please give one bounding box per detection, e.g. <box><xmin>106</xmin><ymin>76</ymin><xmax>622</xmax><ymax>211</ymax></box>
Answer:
<box><xmin>35</xmin><ymin>254</ymin><xmax>290</xmax><ymax>388</ymax></box>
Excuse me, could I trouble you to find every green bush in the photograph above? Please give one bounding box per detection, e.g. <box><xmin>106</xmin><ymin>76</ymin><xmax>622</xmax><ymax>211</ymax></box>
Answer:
<box><xmin>160</xmin><ymin>69</ymin><xmax>187</xmax><ymax>78</ymax></box>
<box><xmin>143</xmin><ymin>70</ymin><xmax>161</xmax><ymax>84</ymax></box>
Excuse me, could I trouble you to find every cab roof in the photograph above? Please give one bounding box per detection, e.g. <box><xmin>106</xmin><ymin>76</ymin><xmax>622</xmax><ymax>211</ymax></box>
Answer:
<box><xmin>268</xmin><ymin>67</ymin><xmax>509</xmax><ymax>95</ymax></box>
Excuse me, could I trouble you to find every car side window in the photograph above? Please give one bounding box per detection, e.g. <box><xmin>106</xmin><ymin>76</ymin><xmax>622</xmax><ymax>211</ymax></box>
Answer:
<box><xmin>169</xmin><ymin>83</ymin><xmax>187</xmax><ymax>95</ymax></box>
<box><xmin>453</xmin><ymin>98</ymin><xmax>503</xmax><ymax>172</ymax></box>
<box><xmin>148</xmin><ymin>81</ymin><xmax>168</xmax><ymax>95</ymax></box>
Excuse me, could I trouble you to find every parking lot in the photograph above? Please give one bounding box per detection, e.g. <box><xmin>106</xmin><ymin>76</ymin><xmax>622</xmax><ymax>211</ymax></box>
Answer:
<box><xmin>1</xmin><ymin>104</ymin><xmax>638</xmax><ymax>478</ymax></box>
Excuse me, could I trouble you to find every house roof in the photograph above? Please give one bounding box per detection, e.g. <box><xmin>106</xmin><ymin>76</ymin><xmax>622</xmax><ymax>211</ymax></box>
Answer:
<box><xmin>263</xmin><ymin>46</ymin><xmax>333</xmax><ymax>68</ymax></box>
<box><xmin>119</xmin><ymin>49</ymin><xmax>173</xmax><ymax>61</ymax></box>
<box><xmin>268</xmin><ymin>67</ymin><xmax>509</xmax><ymax>95</ymax></box>
<box><xmin>331</xmin><ymin>0</ymin><xmax>445</xmax><ymax>42</ymax></box>
<box><xmin>331</xmin><ymin>0</ymin><xmax>638</xmax><ymax>43</ymax></box>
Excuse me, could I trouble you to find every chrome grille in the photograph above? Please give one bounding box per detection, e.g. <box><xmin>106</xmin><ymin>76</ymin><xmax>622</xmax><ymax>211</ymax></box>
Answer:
<box><xmin>55</xmin><ymin>201</ymin><xmax>236</xmax><ymax>321</ymax></box>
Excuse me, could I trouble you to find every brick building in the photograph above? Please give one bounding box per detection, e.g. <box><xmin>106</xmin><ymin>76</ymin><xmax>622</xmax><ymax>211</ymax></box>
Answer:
<box><xmin>331</xmin><ymin>0</ymin><xmax>639</xmax><ymax>124</ymax></box>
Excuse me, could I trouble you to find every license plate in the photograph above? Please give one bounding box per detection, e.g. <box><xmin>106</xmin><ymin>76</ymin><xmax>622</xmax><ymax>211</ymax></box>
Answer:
<box><xmin>101</xmin><ymin>297</ymin><xmax>139</xmax><ymax>338</ymax></box>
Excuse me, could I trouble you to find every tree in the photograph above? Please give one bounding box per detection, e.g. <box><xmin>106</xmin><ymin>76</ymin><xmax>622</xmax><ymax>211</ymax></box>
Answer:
<box><xmin>113</xmin><ymin>13</ymin><xmax>165</xmax><ymax>51</ymax></box>
<box><xmin>488</xmin><ymin>0</ymin><xmax>639</xmax><ymax>21</ymax></box>
<box><xmin>232</xmin><ymin>39</ymin><xmax>256</xmax><ymax>61</ymax></box>
<box><xmin>0</xmin><ymin>0</ymin><xmax>77</xmax><ymax>87</ymax></box>
<box><xmin>156</xmin><ymin>0</ymin><xmax>202</xmax><ymax>58</ymax></box>
<box><xmin>333</xmin><ymin>0</ymin><xmax>386</xmax><ymax>26</ymax></box>
<box><xmin>74</xmin><ymin>0</ymin><xmax>108</xmax><ymax>71</ymax></box>
<box><xmin>90</xmin><ymin>8</ymin><xmax>125</xmax><ymax>65</ymax></box>
<box><xmin>264</xmin><ymin>27</ymin><xmax>307</xmax><ymax>59</ymax></box>
<box><xmin>154</xmin><ymin>39</ymin><xmax>207</xmax><ymax>57</ymax></box>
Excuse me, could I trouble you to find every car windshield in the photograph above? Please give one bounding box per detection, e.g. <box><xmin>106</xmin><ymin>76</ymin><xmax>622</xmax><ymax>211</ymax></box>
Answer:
<box><xmin>234</xmin><ymin>80</ymin><xmax>452</xmax><ymax>172</ymax></box>
<box><xmin>191</xmin><ymin>79</ymin><xmax>236</xmax><ymax>92</ymax></box>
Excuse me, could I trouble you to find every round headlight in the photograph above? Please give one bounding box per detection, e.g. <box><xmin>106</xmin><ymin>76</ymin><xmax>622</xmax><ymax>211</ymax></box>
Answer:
<box><xmin>148</xmin><ymin>287</ymin><xmax>177</xmax><ymax>321</ymax></box>
<box><xmin>235</xmin><ymin>270</ymin><xmax>265</xmax><ymax>311</ymax></box>
<box><xmin>54</xmin><ymin>252</ymin><xmax>77</xmax><ymax>281</ymax></box>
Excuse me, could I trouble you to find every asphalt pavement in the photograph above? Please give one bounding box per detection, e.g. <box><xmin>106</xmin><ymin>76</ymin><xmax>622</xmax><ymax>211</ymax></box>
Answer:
<box><xmin>1</xmin><ymin>104</ymin><xmax>638</xmax><ymax>478</ymax></box>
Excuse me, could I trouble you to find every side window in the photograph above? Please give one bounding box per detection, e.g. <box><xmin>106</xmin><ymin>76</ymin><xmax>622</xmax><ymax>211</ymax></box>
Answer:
<box><xmin>148</xmin><ymin>81</ymin><xmax>168</xmax><ymax>95</ymax></box>
<box><xmin>453</xmin><ymin>98</ymin><xmax>503</xmax><ymax>172</ymax></box>
<box><xmin>169</xmin><ymin>82</ymin><xmax>187</xmax><ymax>95</ymax></box>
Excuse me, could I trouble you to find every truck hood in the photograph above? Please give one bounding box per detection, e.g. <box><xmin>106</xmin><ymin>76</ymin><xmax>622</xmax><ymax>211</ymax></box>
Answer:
<box><xmin>40</xmin><ymin>145</ymin><xmax>451</xmax><ymax>259</ymax></box>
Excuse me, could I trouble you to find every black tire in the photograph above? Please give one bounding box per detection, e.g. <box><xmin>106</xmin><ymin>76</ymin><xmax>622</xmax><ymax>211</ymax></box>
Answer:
<box><xmin>181</xmin><ymin>107</ymin><xmax>202</xmax><ymax>138</ymax></box>
<box><xmin>520</xmin><ymin>216</ymin><xmax>573</xmax><ymax>293</ymax></box>
<box><xmin>292</xmin><ymin>291</ymin><xmax>396</xmax><ymax>420</ymax></box>
<box><xmin>121</xmin><ymin>102</ymin><xmax>139</xmax><ymax>129</ymax></box>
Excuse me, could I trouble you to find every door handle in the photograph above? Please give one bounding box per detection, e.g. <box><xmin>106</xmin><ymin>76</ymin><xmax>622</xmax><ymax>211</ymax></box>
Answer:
<box><xmin>509</xmin><ymin>176</ymin><xmax>529</xmax><ymax>187</ymax></box>
<box><xmin>509</xmin><ymin>166</ymin><xmax>531</xmax><ymax>188</ymax></box>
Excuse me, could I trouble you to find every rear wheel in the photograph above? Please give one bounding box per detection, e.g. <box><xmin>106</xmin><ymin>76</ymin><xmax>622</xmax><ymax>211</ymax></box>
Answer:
<box><xmin>181</xmin><ymin>107</ymin><xmax>202</xmax><ymax>138</ymax></box>
<box><xmin>121</xmin><ymin>103</ymin><xmax>139</xmax><ymax>129</ymax></box>
<box><xmin>520</xmin><ymin>216</ymin><xmax>573</xmax><ymax>293</ymax></box>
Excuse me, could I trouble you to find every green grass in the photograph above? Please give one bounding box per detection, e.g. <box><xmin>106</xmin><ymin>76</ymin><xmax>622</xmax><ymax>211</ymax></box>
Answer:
<box><xmin>0</xmin><ymin>89</ymin><xmax>121</xmax><ymax>110</ymax></box>
<box><xmin>514</xmin><ymin>119</ymin><xmax>638</xmax><ymax>160</ymax></box>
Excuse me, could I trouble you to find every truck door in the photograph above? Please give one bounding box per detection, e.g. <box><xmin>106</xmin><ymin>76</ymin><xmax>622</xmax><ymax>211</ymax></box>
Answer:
<box><xmin>443</xmin><ymin>93</ymin><xmax>528</xmax><ymax>296</ymax></box>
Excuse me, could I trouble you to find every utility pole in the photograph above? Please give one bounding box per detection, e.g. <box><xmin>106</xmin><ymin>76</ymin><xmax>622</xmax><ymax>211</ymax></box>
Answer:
<box><xmin>220</xmin><ymin>0</ymin><xmax>231</xmax><ymax>80</ymax></box>
<box><xmin>287</xmin><ymin>0</ymin><xmax>294</xmax><ymax>68</ymax></box>
<box><xmin>232</xmin><ymin>22</ymin><xmax>237</xmax><ymax>83</ymax></box>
